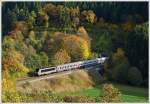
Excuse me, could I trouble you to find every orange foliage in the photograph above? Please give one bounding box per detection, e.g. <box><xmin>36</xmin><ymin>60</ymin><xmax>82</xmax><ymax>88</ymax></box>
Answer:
<box><xmin>43</xmin><ymin>3</ymin><xmax>59</xmax><ymax>17</ymax></box>
<box><xmin>81</xmin><ymin>10</ymin><xmax>96</xmax><ymax>23</ymax></box>
<box><xmin>12</xmin><ymin>21</ymin><xmax>28</xmax><ymax>35</ymax></box>
<box><xmin>52</xmin><ymin>49</ymin><xmax>71</xmax><ymax>65</ymax></box>
<box><xmin>2</xmin><ymin>49</ymin><xmax>29</xmax><ymax>73</ymax></box>
<box><xmin>63</xmin><ymin>35</ymin><xmax>90</xmax><ymax>61</ymax></box>
<box><xmin>70</xmin><ymin>7</ymin><xmax>80</xmax><ymax>18</ymax></box>
<box><xmin>100</xmin><ymin>84</ymin><xmax>121</xmax><ymax>102</ymax></box>
<box><xmin>8</xmin><ymin>30</ymin><xmax>24</xmax><ymax>40</ymax></box>
<box><xmin>77</xmin><ymin>26</ymin><xmax>91</xmax><ymax>50</ymax></box>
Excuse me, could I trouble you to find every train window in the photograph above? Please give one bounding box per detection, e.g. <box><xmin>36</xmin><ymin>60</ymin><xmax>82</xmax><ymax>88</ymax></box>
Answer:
<box><xmin>41</xmin><ymin>67</ymin><xmax>55</xmax><ymax>72</ymax></box>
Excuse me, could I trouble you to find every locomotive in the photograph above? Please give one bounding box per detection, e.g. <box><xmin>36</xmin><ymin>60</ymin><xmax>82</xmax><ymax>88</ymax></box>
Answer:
<box><xmin>36</xmin><ymin>57</ymin><xmax>108</xmax><ymax>76</ymax></box>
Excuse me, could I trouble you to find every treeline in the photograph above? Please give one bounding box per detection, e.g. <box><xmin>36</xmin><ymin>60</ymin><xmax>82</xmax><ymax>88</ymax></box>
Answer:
<box><xmin>2</xmin><ymin>2</ymin><xmax>148</xmax><ymax>35</ymax></box>
<box><xmin>66</xmin><ymin>2</ymin><xmax>148</xmax><ymax>23</ymax></box>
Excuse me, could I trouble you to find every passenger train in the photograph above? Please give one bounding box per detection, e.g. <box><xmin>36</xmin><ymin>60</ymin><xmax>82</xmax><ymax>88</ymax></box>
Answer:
<box><xmin>36</xmin><ymin>57</ymin><xmax>108</xmax><ymax>76</ymax></box>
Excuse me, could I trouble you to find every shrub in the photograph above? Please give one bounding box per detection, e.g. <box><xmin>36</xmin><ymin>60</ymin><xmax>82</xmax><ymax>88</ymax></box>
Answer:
<box><xmin>100</xmin><ymin>84</ymin><xmax>121</xmax><ymax>102</ymax></box>
<box><xmin>127</xmin><ymin>67</ymin><xmax>143</xmax><ymax>86</ymax></box>
<box><xmin>112</xmin><ymin>59</ymin><xmax>130</xmax><ymax>83</ymax></box>
<box><xmin>63</xmin><ymin>96</ymin><xmax>95</xmax><ymax>103</ymax></box>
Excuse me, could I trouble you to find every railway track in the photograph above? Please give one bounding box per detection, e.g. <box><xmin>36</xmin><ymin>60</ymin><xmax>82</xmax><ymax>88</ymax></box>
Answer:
<box><xmin>16</xmin><ymin>70</ymin><xmax>73</xmax><ymax>85</ymax></box>
<box><xmin>17</xmin><ymin>76</ymin><xmax>33</xmax><ymax>81</ymax></box>
<box><xmin>16</xmin><ymin>65</ymin><xmax>101</xmax><ymax>85</ymax></box>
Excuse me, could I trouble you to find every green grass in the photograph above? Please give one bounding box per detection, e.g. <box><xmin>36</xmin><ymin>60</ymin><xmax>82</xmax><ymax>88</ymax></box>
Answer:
<box><xmin>56</xmin><ymin>83</ymin><xmax>148</xmax><ymax>102</ymax></box>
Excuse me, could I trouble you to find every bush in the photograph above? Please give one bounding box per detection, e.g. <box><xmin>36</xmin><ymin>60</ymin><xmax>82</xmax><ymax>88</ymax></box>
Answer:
<box><xmin>63</xmin><ymin>96</ymin><xmax>95</xmax><ymax>103</ymax></box>
<box><xmin>127</xmin><ymin>67</ymin><xmax>143</xmax><ymax>86</ymax></box>
<box><xmin>112</xmin><ymin>59</ymin><xmax>130</xmax><ymax>83</ymax></box>
<box><xmin>100</xmin><ymin>84</ymin><xmax>121</xmax><ymax>102</ymax></box>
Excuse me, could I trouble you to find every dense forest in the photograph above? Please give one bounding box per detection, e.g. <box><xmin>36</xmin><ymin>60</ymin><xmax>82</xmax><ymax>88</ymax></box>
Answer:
<box><xmin>2</xmin><ymin>2</ymin><xmax>148</xmax><ymax>102</ymax></box>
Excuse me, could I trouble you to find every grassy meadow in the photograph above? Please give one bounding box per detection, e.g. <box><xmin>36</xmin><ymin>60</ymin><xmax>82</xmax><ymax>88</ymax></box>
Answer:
<box><xmin>56</xmin><ymin>83</ymin><xmax>148</xmax><ymax>102</ymax></box>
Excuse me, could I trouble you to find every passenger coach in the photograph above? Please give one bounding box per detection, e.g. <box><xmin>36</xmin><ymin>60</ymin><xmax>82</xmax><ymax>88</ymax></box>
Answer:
<box><xmin>36</xmin><ymin>57</ymin><xmax>108</xmax><ymax>76</ymax></box>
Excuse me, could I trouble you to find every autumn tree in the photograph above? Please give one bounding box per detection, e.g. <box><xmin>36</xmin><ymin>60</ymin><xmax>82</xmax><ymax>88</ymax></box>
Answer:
<box><xmin>26</xmin><ymin>11</ymin><xmax>37</xmax><ymax>29</ymax></box>
<box><xmin>100</xmin><ymin>84</ymin><xmax>121</xmax><ymax>102</ymax></box>
<box><xmin>3</xmin><ymin>36</ymin><xmax>16</xmax><ymax>50</ymax></box>
<box><xmin>24</xmin><ymin>45</ymin><xmax>49</xmax><ymax>71</ymax></box>
<box><xmin>59</xmin><ymin>7</ymin><xmax>72</xmax><ymax>30</ymax></box>
<box><xmin>43</xmin><ymin>3</ymin><xmax>58</xmax><ymax>18</ymax></box>
<box><xmin>63</xmin><ymin>35</ymin><xmax>90</xmax><ymax>61</ymax></box>
<box><xmin>77</xmin><ymin>26</ymin><xmax>91</xmax><ymax>51</ymax></box>
<box><xmin>25</xmin><ymin>30</ymin><xmax>38</xmax><ymax>47</ymax></box>
<box><xmin>81</xmin><ymin>10</ymin><xmax>97</xmax><ymax>24</ymax></box>
<box><xmin>2</xmin><ymin>49</ymin><xmax>29</xmax><ymax>78</ymax></box>
<box><xmin>52</xmin><ymin>49</ymin><xmax>71</xmax><ymax>65</ymax></box>
<box><xmin>12</xmin><ymin>21</ymin><xmax>29</xmax><ymax>36</ymax></box>
<box><xmin>70</xmin><ymin>7</ymin><xmax>80</xmax><ymax>28</ymax></box>
<box><xmin>122</xmin><ymin>21</ymin><xmax>135</xmax><ymax>32</ymax></box>
<box><xmin>37</xmin><ymin>9</ymin><xmax>49</xmax><ymax>28</ymax></box>
<box><xmin>43</xmin><ymin>32</ymin><xmax>66</xmax><ymax>58</ymax></box>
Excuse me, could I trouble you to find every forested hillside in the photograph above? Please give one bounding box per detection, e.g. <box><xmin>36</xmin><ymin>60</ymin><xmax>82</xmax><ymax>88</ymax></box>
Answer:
<box><xmin>2</xmin><ymin>2</ymin><xmax>148</xmax><ymax>102</ymax></box>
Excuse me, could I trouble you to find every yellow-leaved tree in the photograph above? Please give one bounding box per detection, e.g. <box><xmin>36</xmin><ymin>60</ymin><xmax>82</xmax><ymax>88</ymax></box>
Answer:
<box><xmin>63</xmin><ymin>35</ymin><xmax>89</xmax><ymax>61</ymax></box>
<box><xmin>52</xmin><ymin>49</ymin><xmax>71</xmax><ymax>65</ymax></box>
<box><xmin>2</xmin><ymin>49</ymin><xmax>29</xmax><ymax>78</ymax></box>
<box><xmin>77</xmin><ymin>26</ymin><xmax>91</xmax><ymax>51</ymax></box>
